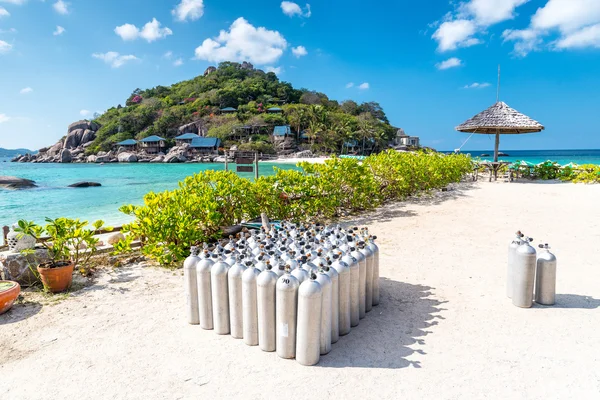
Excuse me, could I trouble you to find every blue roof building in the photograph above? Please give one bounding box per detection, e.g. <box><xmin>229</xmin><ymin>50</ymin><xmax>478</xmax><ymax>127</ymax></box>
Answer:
<box><xmin>140</xmin><ymin>135</ymin><xmax>166</xmax><ymax>154</ymax></box>
<box><xmin>140</xmin><ymin>135</ymin><xmax>166</xmax><ymax>143</ymax></box>
<box><xmin>267</xmin><ymin>107</ymin><xmax>283</xmax><ymax>113</ymax></box>
<box><xmin>116</xmin><ymin>139</ymin><xmax>137</xmax><ymax>146</ymax></box>
<box><xmin>273</xmin><ymin>125</ymin><xmax>292</xmax><ymax>136</ymax></box>
<box><xmin>175</xmin><ymin>133</ymin><xmax>200</xmax><ymax>141</ymax></box>
<box><xmin>190</xmin><ymin>137</ymin><xmax>221</xmax><ymax>149</ymax></box>
<box><xmin>220</xmin><ymin>107</ymin><xmax>236</xmax><ymax>113</ymax></box>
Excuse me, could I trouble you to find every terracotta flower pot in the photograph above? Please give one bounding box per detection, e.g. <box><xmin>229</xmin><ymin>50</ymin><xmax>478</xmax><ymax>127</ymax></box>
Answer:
<box><xmin>37</xmin><ymin>262</ymin><xmax>74</xmax><ymax>293</ymax></box>
<box><xmin>0</xmin><ymin>281</ymin><xmax>21</xmax><ymax>315</ymax></box>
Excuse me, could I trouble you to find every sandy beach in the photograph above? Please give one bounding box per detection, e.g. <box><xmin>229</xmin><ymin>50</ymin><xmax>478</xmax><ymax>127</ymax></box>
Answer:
<box><xmin>1</xmin><ymin>180</ymin><xmax>599</xmax><ymax>400</ymax></box>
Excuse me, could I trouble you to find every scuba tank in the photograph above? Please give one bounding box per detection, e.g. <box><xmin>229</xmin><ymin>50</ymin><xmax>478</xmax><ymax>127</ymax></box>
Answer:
<box><xmin>512</xmin><ymin>237</ymin><xmax>536</xmax><ymax>308</ymax></box>
<box><xmin>507</xmin><ymin>231</ymin><xmax>524</xmax><ymax>299</ymax></box>
<box><xmin>324</xmin><ymin>260</ymin><xmax>340</xmax><ymax>344</ymax></box>
<box><xmin>331</xmin><ymin>252</ymin><xmax>351</xmax><ymax>336</ymax></box>
<box><xmin>183</xmin><ymin>246</ymin><xmax>201</xmax><ymax>325</ymax></box>
<box><xmin>227</xmin><ymin>255</ymin><xmax>247</xmax><ymax>339</ymax></box>
<box><xmin>341</xmin><ymin>250</ymin><xmax>360</xmax><ymax>327</ymax></box>
<box><xmin>296</xmin><ymin>273</ymin><xmax>322</xmax><ymax>366</ymax></box>
<box><xmin>275</xmin><ymin>266</ymin><xmax>300</xmax><ymax>359</ymax></box>
<box><xmin>351</xmin><ymin>245</ymin><xmax>367</xmax><ymax>319</ymax></box>
<box><xmin>241</xmin><ymin>260</ymin><xmax>261</xmax><ymax>346</ymax></box>
<box><xmin>196</xmin><ymin>249</ymin><xmax>214</xmax><ymax>330</ymax></box>
<box><xmin>315</xmin><ymin>264</ymin><xmax>332</xmax><ymax>355</ymax></box>
<box><xmin>535</xmin><ymin>244</ymin><xmax>557</xmax><ymax>305</ymax></box>
<box><xmin>366</xmin><ymin>235</ymin><xmax>380</xmax><ymax>306</ymax></box>
<box><xmin>359</xmin><ymin>241</ymin><xmax>374</xmax><ymax>313</ymax></box>
<box><xmin>257</xmin><ymin>264</ymin><xmax>278</xmax><ymax>352</ymax></box>
<box><xmin>211</xmin><ymin>256</ymin><xmax>231</xmax><ymax>334</ymax></box>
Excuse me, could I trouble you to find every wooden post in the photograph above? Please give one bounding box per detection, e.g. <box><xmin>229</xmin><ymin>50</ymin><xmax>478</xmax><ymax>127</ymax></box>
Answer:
<box><xmin>2</xmin><ymin>225</ymin><xmax>9</xmax><ymax>246</ymax></box>
<box><xmin>225</xmin><ymin>150</ymin><xmax>229</xmax><ymax>171</ymax></box>
<box><xmin>254</xmin><ymin>152</ymin><xmax>259</xmax><ymax>180</ymax></box>
<box><xmin>494</xmin><ymin>132</ymin><xmax>500</xmax><ymax>163</ymax></box>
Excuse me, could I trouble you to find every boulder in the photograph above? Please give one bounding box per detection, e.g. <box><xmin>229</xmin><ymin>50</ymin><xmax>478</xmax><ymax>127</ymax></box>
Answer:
<box><xmin>68</xmin><ymin>120</ymin><xmax>92</xmax><ymax>134</ymax></box>
<box><xmin>107</xmin><ymin>232</ymin><xmax>125</xmax><ymax>245</ymax></box>
<box><xmin>150</xmin><ymin>155</ymin><xmax>165</xmax><ymax>163</ymax></box>
<box><xmin>60</xmin><ymin>149</ymin><xmax>72</xmax><ymax>163</ymax></box>
<box><xmin>96</xmin><ymin>152</ymin><xmax>113</xmax><ymax>163</ymax></box>
<box><xmin>64</xmin><ymin>128</ymin><xmax>85</xmax><ymax>149</ymax></box>
<box><xmin>87</xmin><ymin>155</ymin><xmax>97</xmax><ymax>163</ymax></box>
<box><xmin>81</xmin><ymin>129</ymin><xmax>96</xmax><ymax>144</ymax></box>
<box><xmin>0</xmin><ymin>248</ymin><xmax>50</xmax><ymax>286</ymax></box>
<box><xmin>118</xmin><ymin>152</ymin><xmax>138</xmax><ymax>163</ymax></box>
<box><xmin>47</xmin><ymin>142</ymin><xmax>63</xmax><ymax>156</ymax></box>
<box><xmin>0</xmin><ymin>176</ymin><xmax>37</xmax><ymax>189</ymax></box>
<box><xmin>68</xmin><ymin>181</ymin><xmax>101</xmax><ymax>188</ymax></box>
<box><xmin>164</xmin><ymin>154</ymin><xmax>187</xmax><ymax>163</ymax></box>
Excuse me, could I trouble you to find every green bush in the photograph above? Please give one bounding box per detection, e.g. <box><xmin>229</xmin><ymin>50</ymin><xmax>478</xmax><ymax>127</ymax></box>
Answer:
<box><xmin>117</xmin><ymin>150</ymin><xmax>473</xmax><ymax>266</ymax></box>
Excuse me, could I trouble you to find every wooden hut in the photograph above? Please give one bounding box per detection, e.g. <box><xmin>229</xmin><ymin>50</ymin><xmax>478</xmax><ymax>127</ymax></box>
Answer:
<box><xmin>139</xmin><ymin>135</ymin><xmax>166</xmax><ymax>154</ymax></box>
<box><xmin>115</xmin><ymin>139</ymin><xmax>137</xmax><ymax>151</ymax></box>
<box><xmin>189</xmin><ymin>137</ymin><xmax>221</xmax><ymax>155</ymax></box>
<box><xmin>174</xmin><ymin>133</ymin><xmax>200</xmax><ymax>145</ymax></box>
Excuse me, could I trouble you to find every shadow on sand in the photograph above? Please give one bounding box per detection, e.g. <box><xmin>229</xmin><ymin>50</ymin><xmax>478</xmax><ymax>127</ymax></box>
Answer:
<box><xmin>535</xmin><ymin>294</ymin><xmax>600</xmax><ymax>309</ymax></box>
<box><xmin>316</xmin><ymin>277</ymin><xmax>446</xmax><ymax>369</ymax></box>
<box><xmin>0</xmin><ymin>301</ymin><xmax>42</xmax><ymax>325</ymax></box>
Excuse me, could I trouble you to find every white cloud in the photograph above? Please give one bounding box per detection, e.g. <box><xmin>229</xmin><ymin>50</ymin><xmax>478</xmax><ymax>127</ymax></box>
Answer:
<box><xmin>115</xmin><ymin>18</ymin><xmax>172</xmax><ymax>42</ymax></box>
<box><xmin>265</xmin><ymin>66</ymin><xmax>281</xmax><ymax>74</ymax></box>
<box><xmin>464</xmin><ymin>82</ymin><xmax>491</xmax><ymax>89</ymax></box>
<box><xmin>53</xmin><ymin>0</ymin><xmax>69</xmax><ymax>15</ymax></box>
<box><xmin>53</xmin><ymin>25</ymin><xmax>65</xmax><ymax>36</ymax></box>
<box><xmin>173</xmin><ymin>58</ymin><xmax>183</xmax><ymax>67</ymax></box>
<box><xmin>0</xmin><ymin>6</ymin><xmax>9</xmax><ymax>17</ymax></box>
<box><xmin>291</xmin><ymin>45</ymin><xmax>307</xmax><ymax>57</ymax></box>
<box><xmin>172</xmin><ymin>0</ymin><xmax>204</xmax><ymax>22</ymax></box>
<box><xmin>163</xmin><ymin>50</ymin><xmax>173</xmax><ymax>59</ymax></box>
<box><xmin>345</xmin><ymin>82</ymin><xmax>354</xmax><ymax>88</ymax></box>
<box><xmin>358</xmin><ymin>82</ymin><xmax>369</xmax><ymax>90</ymax></box>
<box><xmin>281</xmin><ymin>2</ymin><xmax>311</xmax><ymax>18</ymax></box>
<box><xmin>0</xmin><ymin>39</ymin><xmax>12</xmax><ymax>54</ymax></box>
<box><xmin>0</xmin><ymin>0</ymin><xmax>28</xmax><ymax>4</ymax></box>
<box><xmin>0</xmin><ymin>113</ymin><xmax>10</xmax><ymax>123</ymax></box>
<box><xmin>194</xmin><ymin>17</ymin><xmax>287</xmax><ymax>65</ymax></box>
<box><xmin>503</xmin><ymin>0</ymin><xmax>600</xmax><ymax>55</ymax></box>
<box><xmin>432</xmin><ymin>0</ymin><xmax>529</xmax><ymax>51</ymax></box>
<box><xmin>19</xmin><ymin>87</ymin><xmax>33</xmax><ymax>94</ymax></box>
<box><xmin>436</xmin><ymin>57</ymin><xmax>463</xmax><ymax>70</ymax></box>
<box><xmin>80</xmin><ymin>109</ymin><xmax>91</xmax><ymax>116</ymax></box>
<box><xmin>92</xmin><ymin>52</ymin><xmax>138</xmax><ymax>68</ymax></box>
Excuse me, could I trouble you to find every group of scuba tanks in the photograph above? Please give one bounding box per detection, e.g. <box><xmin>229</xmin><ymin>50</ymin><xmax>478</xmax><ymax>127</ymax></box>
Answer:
<box><xmin>183</xmin><ymin>221</ymin><xmax>380</xmax><ymax>366</ymax></box>
<box><xmin>508</xmin><ymin>231</ymin><xmax>557</xmax><ymax>308</ymax></box>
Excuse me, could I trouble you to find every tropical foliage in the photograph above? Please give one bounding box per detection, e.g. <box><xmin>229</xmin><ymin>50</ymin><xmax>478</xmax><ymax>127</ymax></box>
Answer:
<box><xmin>117</xmin><ymin>151</ymin><xmax>473</xmax><ymax>266</ymax></box>
<box><xmin>511</xmin><ymin>161</ymin><xmax>600</xmax><ymax>183</ymax></box>
<box><xmin>87</xmin><ymin>62</ymin><xmax>396</xmax><ymax>155</ymax></box>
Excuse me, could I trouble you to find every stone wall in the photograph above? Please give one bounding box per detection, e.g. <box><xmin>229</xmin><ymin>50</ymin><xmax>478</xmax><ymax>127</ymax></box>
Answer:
<box><xmin>0</xmin><ymin>248</ymin><xmax>50</xmax><ymax>286</ymax></box>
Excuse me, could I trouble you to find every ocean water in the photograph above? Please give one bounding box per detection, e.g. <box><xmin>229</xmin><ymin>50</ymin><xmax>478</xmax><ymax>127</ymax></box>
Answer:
<box><xmin>0</xmin><ymin>159</ymin><xmax>299</xmax><ymax>231</ymax></box>
<box><xmin>451</xmin><ymin>149</ymin><xmax>600</xmax><ymax>165</ymax></box>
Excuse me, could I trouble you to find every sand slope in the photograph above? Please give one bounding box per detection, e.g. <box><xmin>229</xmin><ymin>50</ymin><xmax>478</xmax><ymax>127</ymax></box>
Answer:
<box><xmin>1</xmin><ymin>181</ymin><xmax>599</xmax><ymax>400</ymax></box>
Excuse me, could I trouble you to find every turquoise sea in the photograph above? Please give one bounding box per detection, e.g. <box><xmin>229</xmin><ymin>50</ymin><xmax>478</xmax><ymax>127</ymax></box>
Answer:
<box><xmin>0</xmin><ymin>159</ymin><xmax>298</xmax><ymax>231</ymax></box>
<box><xmin>449</xmin><ymin>149</ymin><xmax>600</xmax><ymax>165</ymax></box>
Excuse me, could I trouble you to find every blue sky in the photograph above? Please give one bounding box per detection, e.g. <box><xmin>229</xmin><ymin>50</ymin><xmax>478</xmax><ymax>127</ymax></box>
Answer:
<box><xmin>1</xmin><ymin>0</ymin><xmax>599</xmax><ymax>151</ymax></box>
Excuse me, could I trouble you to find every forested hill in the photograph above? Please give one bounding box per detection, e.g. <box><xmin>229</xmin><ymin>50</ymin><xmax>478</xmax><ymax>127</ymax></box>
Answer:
<box><xmin>88</xmin><ymin>61</ymin><xmax>397</xmax><ymax>154</ymax></box>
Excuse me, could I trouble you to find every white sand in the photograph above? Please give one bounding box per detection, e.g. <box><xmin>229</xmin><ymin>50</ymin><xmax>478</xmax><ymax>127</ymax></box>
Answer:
<box><xmin>1</xmin><ymin>181</ymin><xmax>599</xmax><ymax>400</ymax></box>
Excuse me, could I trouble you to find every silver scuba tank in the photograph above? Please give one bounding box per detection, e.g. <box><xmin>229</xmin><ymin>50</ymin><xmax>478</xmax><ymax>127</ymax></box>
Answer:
<box><xmin>242</xmin><ymin>260</ymin><xmax>261</xmax><ymax>346</ymax></box>
<box><xmin>196</xmin><ymin>249</ymin><xmax>214</xmax><ymax>330</ymax></box>
<box><xmin>227</xmin><ymin>255</ymin><xmax>247</xmax><ymax>339</ymax></box>
<box><xmin>535</xmin><ymin>244</ymin><xmax>557</xmax><ymax>306</ymax></box>
<box><xmin>257</xmin><ymin>264</ymin><xmax>278</xmax><ymax>352</ymax></box>
<box><xmin>324</xmin><ymin>261</ymin><xmax>340</xmax><ymax>344</ymax></box>
<box><xmin>512</xmin><ymin>237</ymin><xmax>536</xmax><ymax>308</ymax></box>
<box><xmin>276</xmin><ymin>267</ymin><xmax>300</xmax><ymax>359</ymax></box>
<box><xmin>211</xmin><ymin>256</ymin><xmax>231</xmax><ymax>334</ymax></box>
<box><xmin>291</xmin><ymin>264</ymin><xmax>309</xmax><ymax>284</ymax></box>
<box><xmin>331</xmin><ymin>252</ymin><xmax>351</xmax><ymax>336</ymax></box>
<box><xmin>351</xmin><ymin>245</ymin><xmax>367</xmax><ymax>319</ymax></box>
<box><xmin>342</xmin><ymin>250</ymin><xmax>360</xmax><ymax>327</ymax></box>
<box><xmin>367</xmin><ymin>235</ymin><xmax>380</xmax><ymax>306</ymax></box>
<box><xmin>296</xmin><ymin>272</ymin><xmax>322</xmax><ymax>366</ymax></box>
<box><xmin>183</xmin><ymin>246</ymin><xmax>201</xmax><ymax>325</ymax></box>
<box><xmin>507</xmin><ymin>231</ymin><xmax>524</xmax><ymax>298</ymax></box>
<box><xmin>315</xmin><ymin>265</ymin><xmax>332</xmax><ymax>355</ymax></box>
<box><xmin>359</xmin><ymin>242</ymin><xmax>374</xmax><ymax>313</ymax></box>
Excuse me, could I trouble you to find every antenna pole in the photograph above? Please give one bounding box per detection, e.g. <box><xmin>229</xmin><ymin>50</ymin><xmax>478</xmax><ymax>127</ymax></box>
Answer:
<box><xmin>496</xmin><ymin>64</ymin><xmax>501</xmax><ymax>103</ymax></box>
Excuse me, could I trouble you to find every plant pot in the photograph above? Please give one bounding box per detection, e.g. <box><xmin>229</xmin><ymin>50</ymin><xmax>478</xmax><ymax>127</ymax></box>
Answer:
<box><xmin>0</xmin><ymin>281</ymin><xmax>21</xmax><ymax>315</ymax></box>
<box><xmin>37</xmin><ymin>262</ymin><xmax>74</xmax><ymax>293</ymax></box>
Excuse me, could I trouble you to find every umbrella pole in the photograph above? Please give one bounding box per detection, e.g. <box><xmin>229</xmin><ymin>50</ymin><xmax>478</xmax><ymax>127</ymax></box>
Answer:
<box><xmin>494</xmin><ymin>132</ymin><xmax>499</xmax><ymax>162</ymax></box>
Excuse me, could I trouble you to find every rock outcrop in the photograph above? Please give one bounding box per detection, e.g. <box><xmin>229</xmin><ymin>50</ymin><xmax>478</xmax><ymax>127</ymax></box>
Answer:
<box><xmin>68</xmin><ymin>182</ymin><xmax>102</xmax><ymax>188</ymax></box>
<box><xmin>0</xmin><ymin>176</ymin><xmax>37</xmax><ymax>189</ymax></box>
<box><xmin>177</xmin><ymin>120</ymin><xmax>207</xmax><ymax>136</ymax></box>
<box><xmin>118</xmin><ymin>152</ymin><xmax>138</xmax><ymax>163</ymax></box>
<box><xmin>60</xmin><ymin>149</ymin><xmax>72</xmax><ymax>163</ymax></box>
<box><xmin>163</xmin><ymin>144</ymin><xmax>189</xmax><ymax>163</ymax></box>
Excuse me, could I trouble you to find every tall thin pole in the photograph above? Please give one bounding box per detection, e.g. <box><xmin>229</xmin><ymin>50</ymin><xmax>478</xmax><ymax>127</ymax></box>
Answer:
<box><xmin>496</xmin><ymin>64</ymin><xmax>501</xmax><ymax>103</ymax></box>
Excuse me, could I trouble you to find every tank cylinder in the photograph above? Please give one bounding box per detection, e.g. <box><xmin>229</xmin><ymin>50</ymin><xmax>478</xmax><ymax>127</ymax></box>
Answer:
<box><xmin>276</xmin><ymin>268</ymin><xmax>300</xmax><ymax>359</ymax></box>
<box><xmin>535</xmin><ymin>244</ymin><xmax>557</xmax><ymax>305</ymax></box>
<box><xmin>227</xmin><ymin>258</ymin><xmax>247</xmax><ymax>339</ymax></box>
<box><xmin>342</xmin><ymin>252</ymin><xmax>360</xmax><ymax>327</ymax></box>
<box><xmin>291</xmin><ymin>266</ymin><xmax>309</xmax><ymax>284</ymax></box>
<box><xmin>296</xmin><ymin>274</ymin><xmax>322</xmax><ymax>366</ymax></box>
<box><xmin>257</xmin><ymin>266</ymin><xmax>278</xmax><ymax>351</ymax></box>
<box><xmin>351</xmin><ymin>247</ymin><xmax>367</xmax><ymax>319</ymax></box>
<box><xmin>315</xmin><ymin>268</ymin><xmax>332</xmax><ymax>355</ymax></box>
<box><xmin>507</xmin><ymin>231</ymin><xmax>524</xmax><ymax>298</ymax></box>
<box><xmin>360</xmin><ymin>243</ymin><xmax>374</xmax><ymax>312</ymax></box>
<box><xmin>324</xmin><ymin>263</ymin><xmax>340</xmax><ymax>343</ymax></box>
<box><xmin>183</xmin><ymin>246</ymin><xmax>201</xmax><ymax>325</ymax></box>
<box><xmin>512</xmin><ymin>238</ymin><xmax>537</xmax><ymax>308</ymax></box>
<box><xmin>211</xmin><ymin>258</ymin><xmax>231</xmax><ymax>334</ymax></box>
<box><xmin>332</xmin><ymin>256</ymin><xmax>351</xmax><ymax>336</ymax></box>
<box><xmin>242</xmin><ymin>263</ymin><xmax>261</xmax><ymax>346</ymax></box>
<box><xmin>367</xmin><ymin>236</ymin><xmax>380</xmax><ymax>306</ymax></box>
<box><xmin>196</xmin><ymin>251</ymin><xmax>214</xmax><ymax>330</ymax></box>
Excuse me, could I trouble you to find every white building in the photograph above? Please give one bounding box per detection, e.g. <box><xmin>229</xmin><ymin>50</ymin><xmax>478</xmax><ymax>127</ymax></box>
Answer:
<box><xmin>394</xmin><ymin>129</ymin><xmax>420</xmax><ymax>147</ymax></box>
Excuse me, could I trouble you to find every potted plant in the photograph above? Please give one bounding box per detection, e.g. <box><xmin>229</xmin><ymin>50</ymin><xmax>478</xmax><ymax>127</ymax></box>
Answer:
<box><xmin>0</xmin><ymin>281</ymin><xmax>20</xmax><ymax>314</ymax></box>
<box><xmin>16</xmin><ymin>218</ymin><xmax>109</xmax><ymax>293</ymax></box>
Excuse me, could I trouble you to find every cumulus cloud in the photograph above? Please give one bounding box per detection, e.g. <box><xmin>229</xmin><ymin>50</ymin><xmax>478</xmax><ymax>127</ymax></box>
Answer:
<box><xmin>172</xmin><ymin>0</ymin><xmax>204</xmax><ymax>22</ymax></box>
<box><xmin>53</xmin><ymin>0</ymin><xmax>69</xmax><ymax>15</ymax></box>
<box><xmin>0</xmin><ymin>113</ymin><xmax>10</xmax><ymax>123</ymax></box>
<box><xmin>358</xmin><ymin>82</ymin><xmax>369</xmax><ymax>90</ymax></box>
<box><xmin>281</xmin><ymin>2</ymin><xmax>311</xmax><ymax>18</ymax></box>
<box><xmin>436</xmin><ymin>57</ymin><xmax>463</xmax><ymax>70</ymax></box>
<box><xmin>115</xmin><ymin>18</ymin><xmax>172</xmax><ymax>42</ymax></box>
<box><xmin>504</xmin><ymin>0</ymin><xmax>600</xmax><ymax>55</ymax></box>
<box><xmin>92</xmin><ymin>51</ymin><xmax>138</xmax><ymax>68</ymax></box>
<box><xmin>173</xmin><ymin>58</ymin><xmax>183</xmax><ymax>67</ymax></box>
<box><xmin>0</xmin><ymin>7</ymin><xmax>9</xmax><ymax>17</ymax></box>
<box><xmin>194</xmin><ymin>18</ymin><xmax>287</xmax><ymax>65</ymax></box>
<box><xmin>464</xmin><ymin>82</ymin><xmax>491</xmax><ymax>89</ymax></box>
<box><xmin>53</xmin><ymin>25</ymin><xmax>65</xmax><ymax>36</ymax></box>
<box><xmin>20</xmin><ymin>87</ymin><xmax>33</xmax><ymax>94</ymax></box>
<box><xmin>432</xmin><ymin>0</ymin><xmax>529</xmax><ymax>51</ymax></box>
<box><xmin>0</xmin><ymin>39</ymin><xmax>12</xmax><ymax>54</ymax></box>
<box><xmin>345</xmin><ymin>82</ymin><xmax>354</xmax><ymax>88</ymax></box>
<box><xmin>291</xmin><ymin>45</ymin><xmax>307</xmax><ymax>57</ymax></box>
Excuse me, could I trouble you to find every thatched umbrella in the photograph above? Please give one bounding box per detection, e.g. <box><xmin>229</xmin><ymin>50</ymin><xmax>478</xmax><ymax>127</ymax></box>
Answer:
<box><xmin>456</xmin><ymin>101</ymin><xmax>544</xmax><ymax>162</ymax></box>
